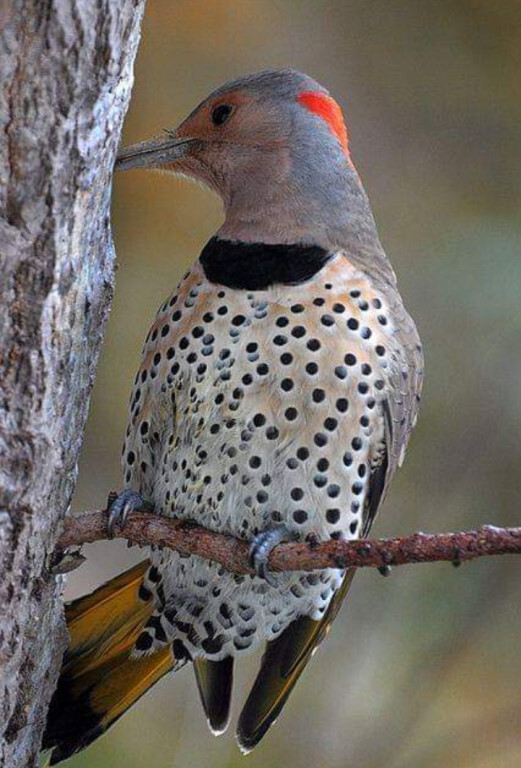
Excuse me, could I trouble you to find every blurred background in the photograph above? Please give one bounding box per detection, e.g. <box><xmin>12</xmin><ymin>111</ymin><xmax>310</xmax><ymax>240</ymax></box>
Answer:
<box><xmin>65</xmin><ymin>1</ymin><xmax>521</xmax><ymax>766</ymax></box>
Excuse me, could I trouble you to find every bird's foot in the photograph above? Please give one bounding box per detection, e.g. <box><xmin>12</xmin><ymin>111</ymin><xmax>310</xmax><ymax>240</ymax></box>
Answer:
<box><xmin>107</xmin><ymin>490</ymin><xmax>154</xmax><ymax>538</ymax></box>
<box><xmin>249</xmin><ymin>525</ymin><xmax>294</xmax><ymax>586</ymax></box>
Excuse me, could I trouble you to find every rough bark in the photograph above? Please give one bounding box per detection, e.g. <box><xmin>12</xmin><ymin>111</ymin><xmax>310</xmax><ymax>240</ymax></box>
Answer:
<box><xmin>58</xmin><ymin>509</ymin><xmax>521</xmax><ymax>573</ymax></box>
<box><xmin>0</xmin><ymin>2</ymin><xmax>145</xmax><ymax>765</ymax></box>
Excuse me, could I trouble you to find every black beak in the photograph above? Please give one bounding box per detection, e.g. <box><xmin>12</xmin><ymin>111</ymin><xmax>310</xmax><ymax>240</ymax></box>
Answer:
<box><xmin>115</xmin><ymin>134</ymin><xmax>198</xmax><ymax>171</ymax></box>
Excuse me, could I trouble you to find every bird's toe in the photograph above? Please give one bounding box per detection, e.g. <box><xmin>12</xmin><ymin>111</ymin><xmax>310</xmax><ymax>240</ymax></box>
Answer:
<box><xmin>249</xmin><ymin>525</ymin><xmax>293</xmax><ymax>586</ymax></box>
<box><xmin>107</xmin><ymin>490</ymin><xmax>154</xmax><ymax>538</ymax></box>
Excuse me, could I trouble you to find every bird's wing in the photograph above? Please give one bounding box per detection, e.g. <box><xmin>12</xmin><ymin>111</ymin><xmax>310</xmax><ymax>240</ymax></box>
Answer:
<box><xmin>362</xmin><ymin>295</ymin><xmax>423</xmax><ymax>537</ymax></box>
<box><xmin>342</xmin><ymin>248</ymin><xmax>424</xmax><ymax>491</ymax></box>
<box><xmin>378</xmin><ymin>292</ymin><xmax>424</xmax><ymax>492</ymax></box>
<box><xmin>193</xmin><ymin>657</ymin><xmax>234</xmax><ymax>735</ymax></box>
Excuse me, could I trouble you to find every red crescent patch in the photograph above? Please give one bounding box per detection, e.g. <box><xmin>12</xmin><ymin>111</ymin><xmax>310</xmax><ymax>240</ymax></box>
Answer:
<box><xmin>297</xmin><ymin>91</ymin><xmax>349</xmax><ymax>157</ymax></box>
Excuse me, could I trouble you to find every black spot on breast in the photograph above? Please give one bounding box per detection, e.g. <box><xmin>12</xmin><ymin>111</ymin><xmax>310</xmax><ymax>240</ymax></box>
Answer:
<box><xmin>326</xmin><ymin>508</ymin><xmax>340</xmax><ymax>524</ymax></box>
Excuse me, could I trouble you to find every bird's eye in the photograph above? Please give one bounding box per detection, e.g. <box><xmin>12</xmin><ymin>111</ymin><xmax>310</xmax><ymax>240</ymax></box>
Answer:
<box><xmin>211</xmin><ymin>104</ymin><xmax>234</xmax><ymax>126</ymax></box>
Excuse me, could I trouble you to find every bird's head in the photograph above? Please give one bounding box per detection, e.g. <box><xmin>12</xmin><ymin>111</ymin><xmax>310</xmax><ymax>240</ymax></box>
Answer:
<box><xmin>117</xmin><ymin>69</ymin><xmax>379</xmax><ymax>252</ymax></box>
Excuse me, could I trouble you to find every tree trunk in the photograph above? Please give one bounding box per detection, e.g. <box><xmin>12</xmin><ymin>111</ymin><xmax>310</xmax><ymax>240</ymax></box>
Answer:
<box><xmin>0</xmin><ymin>2</ymin><xmax>146</xmax><ymax>764</ymax></box>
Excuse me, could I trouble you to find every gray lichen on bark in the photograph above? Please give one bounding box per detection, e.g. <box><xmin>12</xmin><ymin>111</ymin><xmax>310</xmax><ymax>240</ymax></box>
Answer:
<box><xmin>0</xmin><ymin>2</ymin><xmax>146</xmax><ymax>765</ymax></box>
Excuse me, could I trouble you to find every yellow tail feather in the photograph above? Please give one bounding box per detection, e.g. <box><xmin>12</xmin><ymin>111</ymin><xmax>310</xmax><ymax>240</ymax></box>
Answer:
<box><xmin>65</xmin><ymin>560</ymin><xmax>150</xmax><ymax>671</ymax></box>
<box><xmin>43</xmin><ymin>560</ymin><xmax>176</xmax><ymax>765</ymax></box>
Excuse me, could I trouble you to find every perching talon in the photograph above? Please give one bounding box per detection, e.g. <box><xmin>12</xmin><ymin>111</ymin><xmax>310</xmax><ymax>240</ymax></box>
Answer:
<box><xmin>107</xmin><ymin>490</ymin><xmax>154</xmax><ymax>538</ymax></box>
<box><xmin>249</xmin><ymin>525</ymin><xmax>293</xmax><ymax>585</ymax></box>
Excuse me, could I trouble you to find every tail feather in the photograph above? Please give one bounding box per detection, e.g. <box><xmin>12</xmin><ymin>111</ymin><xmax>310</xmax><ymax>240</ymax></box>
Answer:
<box><xmin>193</xmin><ymin>657</ymin><xmax>234</xmax><ymax>734</ymax></box>
<box><xmin>64</xmin><ymin>560</ymin><xmax>150</xmax><ymax>672</ymax></box>
<box><xmin>43</xmin><ymin>561</ymin><xmax>177</xmax><ymax>764</ymax></box>
<box><xmin>236</xmin><ymin>569</ymin><xmax>356</xmax><ymax>752</ymax></box>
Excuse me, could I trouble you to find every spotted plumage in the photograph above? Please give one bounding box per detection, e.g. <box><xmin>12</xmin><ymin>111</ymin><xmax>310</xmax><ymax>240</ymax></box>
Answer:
<box><xmin>45</xmin><ymin>68</ymin><xmax>423</xmax><ymax>764</ymax></box>
<box><xmin>123</xmin><ymin>250</ymin><xmax>411</xmax><ymax>661</ymax></box>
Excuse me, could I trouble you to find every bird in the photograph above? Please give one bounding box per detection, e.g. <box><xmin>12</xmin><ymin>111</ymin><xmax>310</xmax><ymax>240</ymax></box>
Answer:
<box><xmin>43</xmin><ymin>68</ymin><xmax>423</xmax><ymax>764</ymax></box>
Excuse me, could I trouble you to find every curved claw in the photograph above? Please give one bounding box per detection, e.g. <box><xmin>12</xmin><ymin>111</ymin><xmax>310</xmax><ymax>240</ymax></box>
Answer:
<box><xmin>249</xmin><ymin>525</ymin><xmax>292</xmax><ymax>586</ymax></box>
<box><xmin>107</xmin><ymin>490</ymin><xmax>154</xmax><ymax>539</ymax></box>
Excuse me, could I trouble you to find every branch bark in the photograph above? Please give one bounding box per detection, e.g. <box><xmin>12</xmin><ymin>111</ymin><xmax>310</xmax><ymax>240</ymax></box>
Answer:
<box><xmin>58</xmin><ymin>509</ymin><xmax>521</xmax><ymax>573</ymax></box>
<box><xmin>0</xmin><ymin>3</ymin><xmax>146</xmax><ymax>765</ymax></box>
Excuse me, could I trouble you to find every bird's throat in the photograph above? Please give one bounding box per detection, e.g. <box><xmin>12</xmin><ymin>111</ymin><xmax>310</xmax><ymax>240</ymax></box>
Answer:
<box><xmin>199</xmin><ymin>237</ymin><xmax>333</xmax><ymax>290</ymax></box>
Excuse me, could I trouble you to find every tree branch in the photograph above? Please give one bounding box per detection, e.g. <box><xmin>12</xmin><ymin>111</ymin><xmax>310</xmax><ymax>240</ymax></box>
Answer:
<box><xmin>57</xmin><ymin>508</ymin><xmax>521</xmax><ymax>574</ymax></box>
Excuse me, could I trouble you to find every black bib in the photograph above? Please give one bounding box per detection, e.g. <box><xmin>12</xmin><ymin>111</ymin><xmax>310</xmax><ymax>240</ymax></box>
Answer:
<box><xmin>199</xmin><ymin>237</ymin><xmax>333</xmax><ymax>290</ymax></box>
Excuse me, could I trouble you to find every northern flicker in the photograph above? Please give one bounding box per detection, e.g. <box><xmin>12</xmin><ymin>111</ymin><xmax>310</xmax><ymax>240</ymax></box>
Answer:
<box><xmin>44</xmin><ymin>69</ymin><xmax>423</xmax><ymax>764</ymax></box>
